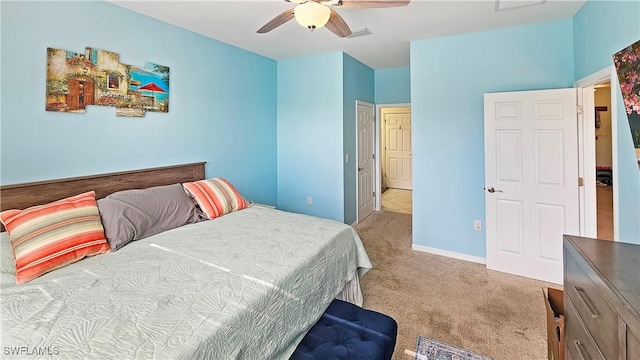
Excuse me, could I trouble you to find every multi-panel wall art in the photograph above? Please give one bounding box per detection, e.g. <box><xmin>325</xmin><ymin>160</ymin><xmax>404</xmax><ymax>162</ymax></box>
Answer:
<box><xmin>613</xmin><ymin>39</ymin><xmax>640</xmax><ymax>161</ymax></box>
<box><xmin>46</xmin><ymin>47</ymin><xmax>169</xmax><ymax>117</ymax></box>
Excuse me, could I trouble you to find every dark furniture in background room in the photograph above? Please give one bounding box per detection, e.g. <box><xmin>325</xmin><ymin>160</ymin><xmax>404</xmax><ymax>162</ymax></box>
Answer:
<box><xmin>595</xmin><ymin>166</ymin><xmax>613</xmax><ymax>186</ymax></box>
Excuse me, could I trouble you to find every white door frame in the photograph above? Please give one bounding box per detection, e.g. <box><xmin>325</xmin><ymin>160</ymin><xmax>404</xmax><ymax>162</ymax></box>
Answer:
<box><xmin>374</xmin><ymin>103</ymin><xmax>411</xmax><ymax>211</ymax></box>
<box><xmin>355</xmin><ymin>100</ymin><xmax>375</xmax><ymax>224</ymax></box>
<box><xmin>574</xmin><ymin>65</ymin><xmax>619</xmax><ymax>240</ymax></box>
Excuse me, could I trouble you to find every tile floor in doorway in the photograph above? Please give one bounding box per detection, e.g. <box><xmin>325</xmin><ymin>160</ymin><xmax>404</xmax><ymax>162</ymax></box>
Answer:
<box><xmin>381</xmin><ymin>188</ymin><xmax>412</xmax><ymax>214</ymax></box>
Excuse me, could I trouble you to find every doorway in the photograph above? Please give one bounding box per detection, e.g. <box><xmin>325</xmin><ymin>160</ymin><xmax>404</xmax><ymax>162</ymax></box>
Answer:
<box><xmin>594</xmin><ymin>82</ymin><xmax>614</xmax><ymax>240</ymax></box>
<box><xmin>575</xmin><ymin>65</ymin><xmax>619</xmax><ymax>241</ymax></box>
<box><xmin>376</xmin><ymin>105</ymin><xmax>412</xmax><ymax>214</ymax></box>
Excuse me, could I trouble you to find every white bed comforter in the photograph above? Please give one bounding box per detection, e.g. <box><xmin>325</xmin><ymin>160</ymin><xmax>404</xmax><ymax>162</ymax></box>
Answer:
<box><xmin>0</xmin><ymin>206</ymin><xmax>371</xmax><ymax>360</ymax></box>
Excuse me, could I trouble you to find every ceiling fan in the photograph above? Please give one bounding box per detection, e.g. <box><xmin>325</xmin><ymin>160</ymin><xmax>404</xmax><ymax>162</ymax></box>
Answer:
<box><xmin>257</xmin><ymin>0</ymin><xmax>410</xmax><ymax>38</ymax></box>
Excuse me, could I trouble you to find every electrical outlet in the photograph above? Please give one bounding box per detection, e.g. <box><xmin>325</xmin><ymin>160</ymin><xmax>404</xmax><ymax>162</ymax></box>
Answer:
<box><xmin>474</xmin><ymin>220</ymin><xmax>482</xmax><ymax>231</ymax></box>
<box><xmin>307</xmin><ymin>197</ymin><xmax>313</xmax><ymax>206</ymax></box>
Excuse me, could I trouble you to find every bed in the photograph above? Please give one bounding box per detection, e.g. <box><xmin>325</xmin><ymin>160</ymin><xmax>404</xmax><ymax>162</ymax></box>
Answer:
<box><xmin>0</xmin><ymin>163</ymin><xmax>372</xmax><ymax>359</ymax></box>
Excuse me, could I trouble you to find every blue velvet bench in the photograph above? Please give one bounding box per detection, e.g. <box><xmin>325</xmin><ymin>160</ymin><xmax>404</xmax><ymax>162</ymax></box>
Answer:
<box><xmin>291</xmin><ymin>299</ymin><xmax>398</xmax><ymax>360</ymax></box>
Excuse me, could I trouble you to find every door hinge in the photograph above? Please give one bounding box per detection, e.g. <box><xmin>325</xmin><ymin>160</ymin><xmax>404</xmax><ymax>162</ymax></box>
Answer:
<box><xmin>578</xmin><ymin>177</ymin><xmax>584</xmax><ymax>187</ymax></box>
<box><xmin>373</xmin><ymin>191</ymin><xmax>375</xmax><ymax>197</ymax></box>
<box><xmin>577</xmin><ymin>105</ymin><xmax>583</xmax><ymax>115</ymax></box>
<box><xmin>372</xmin><ymin>153</ymin><xmax>375</xmax><ymax>159</ymax></box>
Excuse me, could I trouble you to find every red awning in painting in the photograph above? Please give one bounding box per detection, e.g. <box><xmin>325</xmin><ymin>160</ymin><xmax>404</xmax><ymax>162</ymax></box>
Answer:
<box><xmin>139</xmin><ymin>82</ymin><xmax>166</xmax><ymax>93</ymax></box>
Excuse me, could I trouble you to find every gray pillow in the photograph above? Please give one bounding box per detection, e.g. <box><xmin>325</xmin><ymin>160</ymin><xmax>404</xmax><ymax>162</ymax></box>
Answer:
<box><xmin>97</xmin><ymin>184</ymin><xmax>200</xmax><ymax>251</ymax></box>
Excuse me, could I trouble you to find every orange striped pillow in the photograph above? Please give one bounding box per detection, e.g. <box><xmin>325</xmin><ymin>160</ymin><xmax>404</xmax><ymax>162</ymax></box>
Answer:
<box><xmin>182</xmin><ymin>178</ymin><xmax>250</xmax><ymax>220</ymax></box>
<box><xmin>0</xmin><ymin>191</ymin><xmax>110</xmax><ymax>284</ymax></box>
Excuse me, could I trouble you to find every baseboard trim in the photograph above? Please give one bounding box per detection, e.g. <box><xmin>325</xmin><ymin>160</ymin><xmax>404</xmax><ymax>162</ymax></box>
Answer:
<box><xmin>411</xmin><ymin>244</ymin><xmax>486</xmax><ymax>265</ymax></box>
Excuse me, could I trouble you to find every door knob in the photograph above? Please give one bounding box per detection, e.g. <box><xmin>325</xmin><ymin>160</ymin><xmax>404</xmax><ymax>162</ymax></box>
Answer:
<box><xmin>358</xmin><ymin>167</ymin><xmax>364</xmax><ymax>171</ymax></box>
<box><xmin>486</xmin><ymin>186</ymin><xmax>503</xmax><ymax>193</ymax></box>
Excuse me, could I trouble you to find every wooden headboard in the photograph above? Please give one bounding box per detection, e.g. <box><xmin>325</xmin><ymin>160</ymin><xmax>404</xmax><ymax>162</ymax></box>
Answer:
<box><xmin>0</xmin><ymin>162</ymin><xmax>206</xmax><ymax>214</ymax></box>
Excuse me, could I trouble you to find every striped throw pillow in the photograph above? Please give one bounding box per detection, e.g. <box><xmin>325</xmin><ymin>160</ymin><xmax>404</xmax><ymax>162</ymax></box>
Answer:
<box><xmin>0</xmin><ymin>191</ymin><xmax>110</xmax><ymax>284</ymax></box>
<box><xmin>183</xmin><ymin>178</ymin><xmax>250</xmax><ymax>220</ymax></box>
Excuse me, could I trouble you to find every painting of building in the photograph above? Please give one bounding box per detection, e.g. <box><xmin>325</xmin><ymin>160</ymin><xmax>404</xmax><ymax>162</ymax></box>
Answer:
<box><xmin>45</xmin><ymin>47</ymin><xmax>169</xmax><ymax>117</ymax></box>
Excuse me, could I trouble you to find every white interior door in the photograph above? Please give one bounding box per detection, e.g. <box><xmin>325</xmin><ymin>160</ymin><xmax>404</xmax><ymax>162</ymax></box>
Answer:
<box><xmin>357</xmin><ymin>102</ymin><xmax>375</xmax><ymax>222</ymax></box>
<box><xmin>484</xmin><ymin>88</ymin><xmax>580</xmax><ymax>284</ymax></box>
<box><xmin>384</xmin><ymin>110</ymin><xmax>412</xmax><ymax>189</ymax></box>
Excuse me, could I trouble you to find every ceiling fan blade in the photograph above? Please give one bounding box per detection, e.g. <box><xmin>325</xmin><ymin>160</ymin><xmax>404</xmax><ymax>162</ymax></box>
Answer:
<box><xmin>257</xmin><ymin>8</ymin><xmax>295</xmax><ymax>33</ymax></box>
<box><xmin>333</xmin><ymin>0</ymin><xmax>410</xmax><ymax>9</ymax></box>
<box><xmin>325</xmin><ymin>9</ymin><xmax>352</xmax><ymax>38</ymax></box>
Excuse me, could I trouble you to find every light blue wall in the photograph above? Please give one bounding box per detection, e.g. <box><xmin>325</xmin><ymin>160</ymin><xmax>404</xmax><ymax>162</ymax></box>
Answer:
<box><xmin>374</xmin><ymin>67</ymin><xmax>411</xmax><ymax>104</ymax></box>
<box><xmin>573</xmin><ymin>1</ymin><xmax>639</xmax><ymax>80</ymax></box>
<box><xmin>343</xmin><ymin>54</ymin><xmax>375</xmax><ymax>225</ymax></box>
<box><xmin>410</xmin><ymin>20</ymin><xmax>574</xmax><ymax>258</ymax></box>
<box><xmin>574</xmin><ymin>0</ymin><xmax>640</xmax><ymax>244</ymax></box>
<box><xmin>0</xmin><ymin>1</ymin><xmax>277</xmax><ymax>205</ymax></box>
<box><xmin>277</xmin><ymin>53</ymin><xmax>345</xmax><ymax>221</ymax></box>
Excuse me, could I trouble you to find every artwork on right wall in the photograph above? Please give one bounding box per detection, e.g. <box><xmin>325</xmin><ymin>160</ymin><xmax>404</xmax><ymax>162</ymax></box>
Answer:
<box><xmin>613</xmin><ymin>39</ymin><xmax>640</xmax><ymax>167</ymax></box>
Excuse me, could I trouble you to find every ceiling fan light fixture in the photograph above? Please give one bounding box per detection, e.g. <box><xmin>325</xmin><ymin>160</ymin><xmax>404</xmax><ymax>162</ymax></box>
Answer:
<box><xmin>294</xmin><ymin>2</ymin><xmax>331</xmax><ymax>31</ymax></box>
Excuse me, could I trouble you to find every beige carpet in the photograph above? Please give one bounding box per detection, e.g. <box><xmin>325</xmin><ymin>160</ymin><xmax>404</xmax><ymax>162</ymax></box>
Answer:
<box><xmin>355</xmin><ymin>210</ymin><xmax>560</xmax><ymax>360</ymax></box>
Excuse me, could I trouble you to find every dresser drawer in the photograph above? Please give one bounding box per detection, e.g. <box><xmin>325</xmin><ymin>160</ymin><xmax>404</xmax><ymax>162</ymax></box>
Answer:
<box><xmin>566</xmin><ymin>298</ymin><xmax>605</xmax><ymax>360</ymax></box>
<box><xmin>628</xmin><ymin>323</ymin><xmax>640</xmax><ymax>360</ymax></box>
<box><xmin>565</xmin><ymin>252</ymin><xmax>618</xmax><ymax>360</ymax></box>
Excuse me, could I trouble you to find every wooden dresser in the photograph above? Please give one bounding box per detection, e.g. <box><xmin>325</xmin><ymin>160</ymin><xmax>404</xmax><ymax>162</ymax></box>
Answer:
<box><xmin>563</xmin><ymin>235</ymin><xmax>640</xmax><ymax>360</ymax></box>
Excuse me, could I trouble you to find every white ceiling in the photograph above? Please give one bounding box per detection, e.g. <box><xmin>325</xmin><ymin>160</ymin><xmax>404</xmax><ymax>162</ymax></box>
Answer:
<box><xmin>109</xmin><ymin>0</ymin><xmax>586</xmax><ymax>69</ymax></box>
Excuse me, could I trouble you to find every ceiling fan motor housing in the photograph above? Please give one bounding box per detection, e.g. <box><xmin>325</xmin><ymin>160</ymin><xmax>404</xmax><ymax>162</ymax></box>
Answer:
<box><xmin>294</xmin><ymin>1</ymin><xmax>331</xmax><ymax>31</ymax></box>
